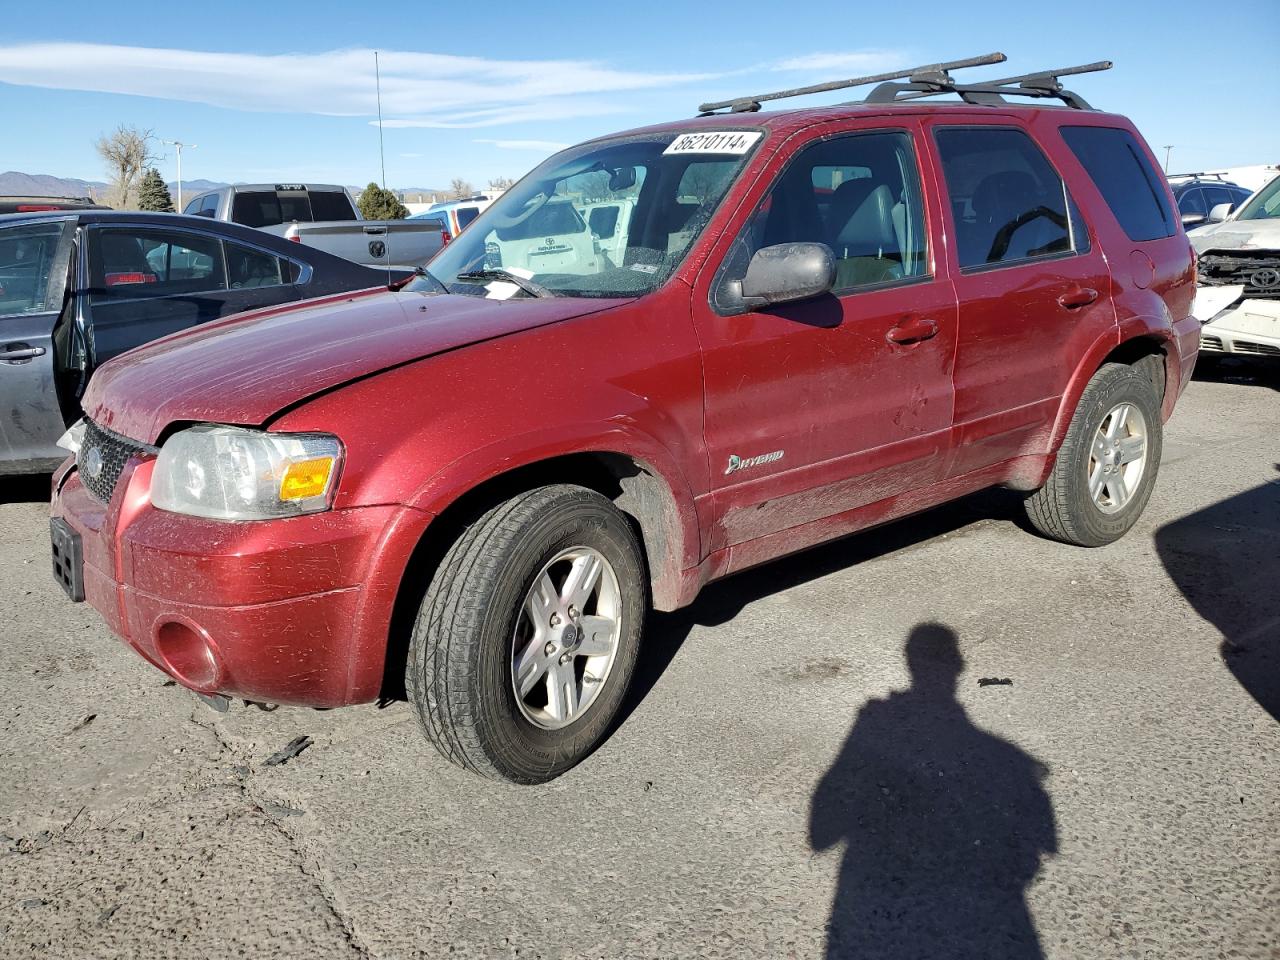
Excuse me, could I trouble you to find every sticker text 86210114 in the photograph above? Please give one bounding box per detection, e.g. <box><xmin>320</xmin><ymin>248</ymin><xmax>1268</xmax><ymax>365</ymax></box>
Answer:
<box><xmin>663</xmin><ymin>131</ymin><xmax>763</xmax><ymax>156</ymax></box>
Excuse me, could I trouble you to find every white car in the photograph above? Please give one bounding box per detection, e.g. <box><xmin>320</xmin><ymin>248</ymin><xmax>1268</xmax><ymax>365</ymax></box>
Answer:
<box><xmin>1190</xmin><ymin>176</ymin><xmax>1280</xmax><ymax>359</ymax></box>
<box><xmin>482</xmin><ymin>198</ymin><xmax>600</xmax><ymax>277</ymax></box>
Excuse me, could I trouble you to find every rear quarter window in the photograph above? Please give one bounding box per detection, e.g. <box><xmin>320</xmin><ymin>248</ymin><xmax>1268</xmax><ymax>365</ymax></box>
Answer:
<box><xmin>1060</xmin><ymin>126</ymin><xmax>1175</xmax><ymax>242</ymax></box>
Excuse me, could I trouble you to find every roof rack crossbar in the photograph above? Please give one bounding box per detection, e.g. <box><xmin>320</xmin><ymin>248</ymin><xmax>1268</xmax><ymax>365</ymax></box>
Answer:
<box><xmin>861</xmin><ymin>60</ymin><xmax>1113</xmax><ymax>110</ymax></box>
<box><xmin>696</xmin><ymin>52</ymin><xmax>1007</xmax><ymax>115</ymax></box>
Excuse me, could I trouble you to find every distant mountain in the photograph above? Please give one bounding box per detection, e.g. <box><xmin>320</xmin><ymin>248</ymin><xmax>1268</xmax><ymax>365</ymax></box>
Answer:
<box><xmin>0</xmin><ymin>170</ymin><xmax>106</xmax><ymax>199</ymax></box>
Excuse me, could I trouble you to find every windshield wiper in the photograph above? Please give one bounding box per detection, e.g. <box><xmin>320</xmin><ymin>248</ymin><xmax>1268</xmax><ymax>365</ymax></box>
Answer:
<box><xmin>455</xmin><ymin>269</ymin><xmax>554</xmax><ymax>298</ymax></box>
<box><xmin>390</xmin><ymin>265</ymin><xmax>446</xmax><ymax>293</ymax></box>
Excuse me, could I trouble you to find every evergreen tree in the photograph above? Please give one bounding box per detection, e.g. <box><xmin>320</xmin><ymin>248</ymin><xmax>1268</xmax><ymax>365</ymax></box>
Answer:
<box><xmin>136</xmin><ymin>167</ymin><xmax>175</xmax><ymax>212</ymax></box>
<box><xmin>357</xmin><ymin>183</ymin><xmax>408</xmax><ymax>220</ymax></box>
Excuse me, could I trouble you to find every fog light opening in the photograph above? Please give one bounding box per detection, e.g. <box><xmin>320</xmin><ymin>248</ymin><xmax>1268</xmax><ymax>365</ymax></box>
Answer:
<box><xmin>155</xmin><ymin>621</ymin><xmax>221</xmax><ymax>691</ymax></box>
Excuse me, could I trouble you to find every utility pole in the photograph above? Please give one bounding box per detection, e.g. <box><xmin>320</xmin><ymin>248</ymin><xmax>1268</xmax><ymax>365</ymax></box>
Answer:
<box><xmin>163</xmin><ymin>140</ymin><xmax>197</xmax><ymax>211</ymax></box>
<box><xmin>1162</xmin><ymin>145</ymin><xmax>1174</xmax><ymax>173</ymax></box>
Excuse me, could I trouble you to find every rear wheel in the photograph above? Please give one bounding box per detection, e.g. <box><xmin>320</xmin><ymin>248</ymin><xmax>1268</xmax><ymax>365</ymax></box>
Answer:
<box><xmin>406</xmin><ymin>484</ymin><xmax>645</xmax><ymax>783</ymax></box>
<box><xmin>1024</xmin><ymin>362</ymin><xmax>1163</xmax><ymax>547</ymax></box>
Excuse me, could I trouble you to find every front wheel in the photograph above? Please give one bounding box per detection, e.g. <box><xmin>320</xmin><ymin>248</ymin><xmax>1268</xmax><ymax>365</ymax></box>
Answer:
<box><xmin>406</xmin><ymin>485</ymin><xmax>646</xmax><ymax>783</ymax></box>
<box><xmin>1024</xmin><ymin>362</ymin><xmax>1164</xmax><ymax>547</ymax></box>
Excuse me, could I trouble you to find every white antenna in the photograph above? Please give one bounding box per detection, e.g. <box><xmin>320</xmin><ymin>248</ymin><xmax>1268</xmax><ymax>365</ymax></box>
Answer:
<box><xmin>162</xmin><ymin>139</ymin><xmax>197</xmax><ymax>211</ymax></box>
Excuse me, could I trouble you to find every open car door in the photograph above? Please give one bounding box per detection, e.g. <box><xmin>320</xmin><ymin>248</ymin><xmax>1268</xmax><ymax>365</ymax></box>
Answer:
<box><xmin>0</xmin><ymin>218</ymin><xmax>76</xmax><ymax>473</ymax></box>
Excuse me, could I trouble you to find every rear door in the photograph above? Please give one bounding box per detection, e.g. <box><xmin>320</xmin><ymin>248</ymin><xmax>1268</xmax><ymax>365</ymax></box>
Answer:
<box><xmin>0</xmin><ymin>218</ymin><xmax>76</xmax><ymax>471</ymax></box>
<box><xmin>928</xmin><ymin>119</ymin><xmax>1113</xmax><ymax>477</ymax></box>
<box><xmin>83</xmin><ymin>224</ymin><xmax>303</xmax><ymax>367</ymax></box>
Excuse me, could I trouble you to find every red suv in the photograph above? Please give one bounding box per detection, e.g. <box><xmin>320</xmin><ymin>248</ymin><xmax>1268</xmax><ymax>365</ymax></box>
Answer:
<box><xmin>50</xmin><ymin>56</ymin><xmax>1198</xmax><ymax>783</ymax></box>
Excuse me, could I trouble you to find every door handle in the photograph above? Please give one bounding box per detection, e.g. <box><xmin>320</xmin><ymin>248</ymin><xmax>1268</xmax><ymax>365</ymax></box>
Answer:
<box><xmin>0</xmin><ymin>343</ymin><xmax>46</xmax><ymax>364</ymax></box>
<box><xmin>1057</xmin><ymin>286</ymin><xmax>1099</xmax><ymax>310</ymax></box>
<box><xmin>886</xmin><ymin>317</ymin><xmax>939</xmax><ymax>346</ymax></box>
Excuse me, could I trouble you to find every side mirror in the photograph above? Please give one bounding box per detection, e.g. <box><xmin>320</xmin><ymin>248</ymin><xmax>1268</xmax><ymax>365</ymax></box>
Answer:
<box><xmin>1180</xmin><ymin>212</ymin><xmax>1207</xmax><ymax>228</ymax></box>
<box><xmin>721</xmin><ymin>242</ymin><xmax>835</xmax><ymax>314</ymax></box>
<box><xmin>1207</xmin><ymin>203</ymin><xmax>1233</xmax><ymax>223</ymax></box>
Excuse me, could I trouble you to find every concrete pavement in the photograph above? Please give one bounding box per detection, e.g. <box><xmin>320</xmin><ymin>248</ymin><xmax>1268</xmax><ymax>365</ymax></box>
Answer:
<box><xmin>0</xmin><ymin>361</ymin><xmax>1276</xmax><ymax>959</ymax></box>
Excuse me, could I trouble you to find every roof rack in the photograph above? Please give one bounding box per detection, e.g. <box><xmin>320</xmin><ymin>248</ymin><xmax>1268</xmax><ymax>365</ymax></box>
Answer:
<box><xmin>696</xmin><ymin>53</ymin><xmax>1112</xmax><ymax>115</ymax></box>
<box><xmin>1166</xmin><ymin>171</ymin><xmax>1229</xmax><ymax>182</ymax></box>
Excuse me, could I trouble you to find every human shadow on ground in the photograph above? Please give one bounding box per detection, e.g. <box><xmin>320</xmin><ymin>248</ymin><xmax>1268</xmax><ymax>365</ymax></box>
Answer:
<box><xmin>809</xmin><ymin>623</ymin><xmax>1057</xmax><ymax>960</ymax></box>
<box><xmin>1155</xmin><ymin>474</ymin><xmax>1280</xmax><ymax>722</ymax></box>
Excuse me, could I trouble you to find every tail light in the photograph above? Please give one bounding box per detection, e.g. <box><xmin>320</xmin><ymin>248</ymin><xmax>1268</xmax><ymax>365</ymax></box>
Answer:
<box><xmin>289</xmin><ymin>235</ymin><xmax>301</xmax><ymax>243</ymax></box>
<box><xmin>441</xmin><ymin>229</ymin><xmax>452</xmax><ymax>247</ymax></box>
<box><xmin>17</xmin><ymin>204</ymin><xmax>60</xmax><ymax>212</ymax></box>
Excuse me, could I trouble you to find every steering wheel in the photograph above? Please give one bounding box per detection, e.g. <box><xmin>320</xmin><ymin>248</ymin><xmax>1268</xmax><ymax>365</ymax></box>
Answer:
<box><xmin>986</xmin><ymin>206</ymin><xmax>1069</xmax><ymax>263</ymax></box>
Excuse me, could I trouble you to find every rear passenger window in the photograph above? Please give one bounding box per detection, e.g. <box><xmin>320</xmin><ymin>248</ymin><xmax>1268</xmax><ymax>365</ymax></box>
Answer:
<box><xmin>935</xmin><ymin>127</ymin><xmax>1079</xmax><ymax>270</ymax></box>
<box><xmin>722</xmin><ymin>130</ymin><xmax>929</xmax><ymax>299</ymax></box>
<box><xmin>454</xmin><ymin>206</ymin><xmax>480</xmax><ymax>230</ymax></box>
<box><xmin>1060</xmin><ymin>126</ymin><xmax>1175</xmax><ymax>242</ymax></box>
<box><xmin>89</xmin><ymin>228</ymin><xmax>226</xmax><ymax>301</ymax></box>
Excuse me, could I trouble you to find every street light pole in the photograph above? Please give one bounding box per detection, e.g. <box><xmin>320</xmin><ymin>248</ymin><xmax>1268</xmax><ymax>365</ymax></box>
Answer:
<box><xmin>1163</xmin><ymin>145</ymin><xmax>1174</xmax><ymax>173</ymax></box>
<box><xmin>162</xmin><ymin>140</ymin><xmax>197</xmax><ymax>211</ymax></box>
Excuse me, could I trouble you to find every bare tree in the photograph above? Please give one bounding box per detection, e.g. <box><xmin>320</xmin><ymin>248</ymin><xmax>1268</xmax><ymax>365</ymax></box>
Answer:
<box><xmin>487</xmin><ymin>176</ymin><xmax>515</xmax><ymax>192</ymax></box>
<box><xmin>449</xmin><ymin>178</ymin><xmax>475</xmax><ymax>200</ymax></box>
<box><xmin>95</xmin><ymin>125</ymin><xmax>157</xmax><ymax>209</ymax></box>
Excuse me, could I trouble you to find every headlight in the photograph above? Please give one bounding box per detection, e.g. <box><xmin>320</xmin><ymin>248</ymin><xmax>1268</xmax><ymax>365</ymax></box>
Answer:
<box><xmin>151</xmin><ymin>425</ymin><xmax>343</xmax><ymax>521</ymax></box>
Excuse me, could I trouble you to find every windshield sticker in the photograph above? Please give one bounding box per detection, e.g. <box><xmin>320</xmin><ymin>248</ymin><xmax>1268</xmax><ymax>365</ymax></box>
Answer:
<box><xmin>663</xmin><ymin>131</ymin><xmax>762</xmax><ymax>156</ymax></box>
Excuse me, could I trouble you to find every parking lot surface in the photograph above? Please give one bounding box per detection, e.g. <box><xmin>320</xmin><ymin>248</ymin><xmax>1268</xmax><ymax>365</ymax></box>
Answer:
<box><xmin>1</xmin><ymin>363</ymin><xmax>1276</xmax><ymax>960</ymax></box>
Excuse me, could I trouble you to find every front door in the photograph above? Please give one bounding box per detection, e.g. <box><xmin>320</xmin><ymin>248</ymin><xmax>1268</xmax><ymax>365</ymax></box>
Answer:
<box><xmin>692</xmin><ymin>123</ymin><xmax>958</xmax><ymax>562</ymax></box>
<box><xmin>0</xmin><ymin>218</ymin><xmax>76</xmax><ymax>472</ymax></box>
<box><xmin>83</xmin><ymin>224</ymin><xmax>302</xmax><ymax>367</ymax></box>
<box><xmin>928</xmin><ymin>120</ymin><xmax>1114</xmax><ymax>477</ymax></box>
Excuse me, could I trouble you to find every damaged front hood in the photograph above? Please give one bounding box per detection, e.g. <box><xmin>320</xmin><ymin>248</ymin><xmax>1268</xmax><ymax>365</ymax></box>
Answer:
<box><xmin>1191</xmin><ymin>219</ymin><xmax>1280</xmax><ymax>254</ymax></box>
<box><xmin>85</xmin><ymin>289</ymin><xmax>624</xmax><ymax>444</ymax></box>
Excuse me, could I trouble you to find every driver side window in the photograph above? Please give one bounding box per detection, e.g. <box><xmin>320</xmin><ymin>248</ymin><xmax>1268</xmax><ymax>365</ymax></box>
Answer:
<box><xmin>727</xmin><ymin>130</ymin><xmax>930</xmax><ymax>296</ymax></box>
<box><xmin>935</xmin><ymin>126</ymin><xmax>1085</xmax><ymax>270</ymax></box>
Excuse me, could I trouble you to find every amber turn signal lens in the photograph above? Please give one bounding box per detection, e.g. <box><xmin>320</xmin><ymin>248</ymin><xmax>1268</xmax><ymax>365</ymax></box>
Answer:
<box><xmin>279</xmin><ymin>457</ymin><xmax>335</xmax><ymax>501</ymax></box>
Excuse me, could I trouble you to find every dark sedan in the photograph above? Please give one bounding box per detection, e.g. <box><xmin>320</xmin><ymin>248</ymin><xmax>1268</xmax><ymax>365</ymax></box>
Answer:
<box><xmin>0</xmin><ymin>211</ymin><xmax>397</xmax><ymax>473</ymax></box>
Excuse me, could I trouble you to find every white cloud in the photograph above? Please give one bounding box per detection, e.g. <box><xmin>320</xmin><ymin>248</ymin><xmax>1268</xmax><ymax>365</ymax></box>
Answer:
<box><xmin>474</xmin><ymin>139</ymin><xmax>571</xmax><ymax>153</ymax></box>
<box><xmin>0</xmin><ymin>42</ymin><xmax>718</xmax><ymax>126</ymax></box>
<box><xmin>772</xmin><ymin>50</ymin><xmax>908</xmax><ymax>74</ymax></box>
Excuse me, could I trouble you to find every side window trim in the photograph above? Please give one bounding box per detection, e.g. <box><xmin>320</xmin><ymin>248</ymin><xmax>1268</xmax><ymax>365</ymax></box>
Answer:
<box><xmin>709</xmin><ymin>126</ymin><xmax>934</xmax><ymax>315</ymax></box>
<box><xmin>931</xmin><ymin>122</ymin><xmax>1086</xmax><ymax>275</ymax></box>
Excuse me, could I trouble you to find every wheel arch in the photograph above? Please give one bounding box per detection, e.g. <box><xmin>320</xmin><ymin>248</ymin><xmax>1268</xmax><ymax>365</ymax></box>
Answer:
<box><xmin>1049</xmin><ymin>330</ymin><xmax>1171</xmax><ymax>456</ymax></box>
<box><xmin>376</xmin><ymin>445</ymin><xmax>697</xmax><ymax>700</ymax></box>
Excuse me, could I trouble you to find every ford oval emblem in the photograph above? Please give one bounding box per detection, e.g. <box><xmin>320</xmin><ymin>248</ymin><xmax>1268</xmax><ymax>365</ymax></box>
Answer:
<box><xmin>83</xmin><ymin>446</ymin><xmax>103</xmax><ymax>480</ymax></box>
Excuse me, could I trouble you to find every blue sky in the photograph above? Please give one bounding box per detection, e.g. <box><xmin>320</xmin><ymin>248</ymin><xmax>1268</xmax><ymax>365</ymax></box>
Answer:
<box><xmin>1</xmin><ymin>0</ymin><xmax>1276</xmax><ymax>191</ymax></box>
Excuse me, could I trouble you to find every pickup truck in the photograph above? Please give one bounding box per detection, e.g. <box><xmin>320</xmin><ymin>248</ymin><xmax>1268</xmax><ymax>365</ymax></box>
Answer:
<box><xmin>182</xmin><ymin>183</ymin><xmax>449</xmax><ymax>269</ymax></box>
<box><xmin>52</xmin><ymin>54</ymin><xmax>1197</xmax><ymax>785</ymax></box>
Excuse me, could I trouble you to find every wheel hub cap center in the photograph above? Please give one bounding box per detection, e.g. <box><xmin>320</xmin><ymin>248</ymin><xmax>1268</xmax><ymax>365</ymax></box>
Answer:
<box><xmin>560</xmin><ymin>624</ymin><xmax>580</xmax><ymax>651</ymax></box>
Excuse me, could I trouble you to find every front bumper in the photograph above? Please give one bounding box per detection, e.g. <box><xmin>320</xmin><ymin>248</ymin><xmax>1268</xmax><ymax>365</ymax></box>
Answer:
<box><xmin>1198</xmin><ymin>297</ymin><xmax>1280</xmax><ymax>358</ymax></box>
<box><xmin>51</xmin><ymin>455</ymin><xmax>432</xmax><ymax>707</ymax></box>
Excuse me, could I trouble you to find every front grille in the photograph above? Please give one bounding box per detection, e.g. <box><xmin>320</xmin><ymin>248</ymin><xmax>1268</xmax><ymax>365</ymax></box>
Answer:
<box><xmin>1232</xmin><ymin>340</ymin><xmax>1280</xmax><ymax>357</ymax></box>
<box><xmin>1198</xmin><ymin>251</ymin><xmax>1280</xmax><ymax>299</ymax></box>
<box><xmin>1200</xmin><ymin>334</ymin><xmax>1223</xmax><ymax>351</ymax></box>
<box><xmin>77</xmin><ymin>420</ymin><xmax>151</xmax><ymax>503</ymax></box>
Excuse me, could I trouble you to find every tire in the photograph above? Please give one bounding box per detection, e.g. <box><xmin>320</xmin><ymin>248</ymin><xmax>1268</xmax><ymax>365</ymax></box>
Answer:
<box><xmin>406</xmin><ymin>484</ymin><xmax>646</xmax><ymax>783</ymax></box>
<box><xmin>1024</xmin><ymin>362</ymin><xmax>1163</xmax><ymax>547</ymax></box>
